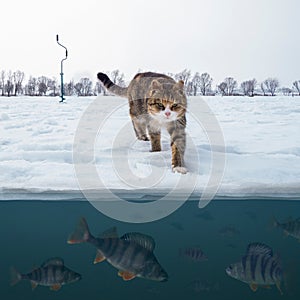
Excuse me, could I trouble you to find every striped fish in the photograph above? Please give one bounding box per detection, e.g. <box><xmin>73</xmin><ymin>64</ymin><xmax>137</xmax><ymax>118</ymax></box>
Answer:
<box><xmin>67</xmin><ymin>217</ymin><xmax>168</xmax><ymax>282</ymax></box>
<box><xmin>10</xmin><ymin>257</ymin><xmax>81</xmax><ymax>291</ymax></box>
<box><xmin>273</xmin><ymin>217</ymin><xmax>300</xmax><ymax>241</ymax></box>
<box><xmin>225</xmin><ymin>242</ymin><xmax>283</xmax><ymax>294</ymax></box>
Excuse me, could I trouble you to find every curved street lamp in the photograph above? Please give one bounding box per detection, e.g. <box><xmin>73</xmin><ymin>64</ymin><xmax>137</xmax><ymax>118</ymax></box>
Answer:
<box><xmin>56</xmin><ymin>35</ymin><xmax>68</xmax><ymax>102</ymax></box>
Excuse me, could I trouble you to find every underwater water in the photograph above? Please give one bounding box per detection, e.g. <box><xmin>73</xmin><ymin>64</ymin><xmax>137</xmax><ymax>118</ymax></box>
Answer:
<box><xmin>1</xmin><ymin>198</ymin><xmax>300</xmax><ymax>300</ymax></box>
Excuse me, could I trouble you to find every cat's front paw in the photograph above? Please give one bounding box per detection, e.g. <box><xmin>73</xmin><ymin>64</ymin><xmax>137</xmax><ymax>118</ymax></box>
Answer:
<box><xmin>172</xmin><ymin>166</ymin><xmax>188</xmax><ymax>174</ymax></box>
<box><xmin>137</xmin><ymin>135</ymin><xmax>149</xmax><ymax>141</ymax></box>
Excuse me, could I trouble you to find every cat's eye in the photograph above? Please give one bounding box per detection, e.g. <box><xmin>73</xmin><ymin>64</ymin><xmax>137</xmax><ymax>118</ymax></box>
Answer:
<box><xmin>156</xmin><ymin>103</ymin><xmax>165</xmax><ymax>109</ymax></box>
<box><xmin>172</xmin><ymin>104</ymin><xmax>178</xmax><ymax>109</ymax></box>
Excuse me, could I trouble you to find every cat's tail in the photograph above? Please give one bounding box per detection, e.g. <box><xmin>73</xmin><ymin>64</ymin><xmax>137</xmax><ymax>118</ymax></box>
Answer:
<box><xmin>97</xmin><ymin>72</ymin><xmax>128</xmax><ymax>97</ymax></box>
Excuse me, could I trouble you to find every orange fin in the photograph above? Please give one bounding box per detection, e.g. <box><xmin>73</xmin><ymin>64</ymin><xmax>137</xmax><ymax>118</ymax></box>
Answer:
<box><xmin>94</xmin><ymin>250</ymin><xmax>106</xmax><ymax>264</ymax></box>
<box><xmin>250</xmin><ymin>283</ymin><xmax>258</xmax><ymax>292</ymax></box>
<box><xmin>31</xmin><ymin>281</ymin><xmax>38</xmax><ymax>290</ymax></box>
<box><xmin>50</xmin><ymin>284</ymin><xmax>61</xmax><ymax>291</ymax></box>
<box><xmin>118</xmin><ymin>270</ymin><xmax>136</xmax><ymax>281</ymax></box>
<box><xmin>261</xmin><ymin>285</ymin><xmax>271</xmax><ymax>289</ymax></box>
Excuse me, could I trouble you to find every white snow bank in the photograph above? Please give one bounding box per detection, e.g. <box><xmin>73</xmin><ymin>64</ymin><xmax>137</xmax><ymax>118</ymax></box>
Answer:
<box><xmin>0</xmin><ymin>96</ymin><xmax>299</xmax><ymax>200</ymax></box>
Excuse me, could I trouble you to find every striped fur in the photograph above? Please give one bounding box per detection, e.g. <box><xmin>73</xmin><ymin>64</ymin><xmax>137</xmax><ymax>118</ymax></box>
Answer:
<box><xmin>97</xmin><ymin>71</ymin><xmax>188</xmax><ymax>173</ymax></box>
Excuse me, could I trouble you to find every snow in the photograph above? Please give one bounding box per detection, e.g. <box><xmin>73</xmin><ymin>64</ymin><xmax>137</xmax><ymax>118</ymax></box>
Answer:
<box><xmin>0</xmin><ymin>95</ymin><xmax>300</xmax><ymax>201</ymax></box>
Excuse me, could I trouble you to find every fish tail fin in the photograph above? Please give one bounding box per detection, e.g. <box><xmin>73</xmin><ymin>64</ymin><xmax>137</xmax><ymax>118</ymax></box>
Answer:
<box><xmin>67</xmin><ymin>217</ymin><xmax>91</xmax><ymax>244</ymax></box>
<box><xmin>10</xmin><ymin>267</ymin><xmax>22</xmax><ymax>286</ymax></box>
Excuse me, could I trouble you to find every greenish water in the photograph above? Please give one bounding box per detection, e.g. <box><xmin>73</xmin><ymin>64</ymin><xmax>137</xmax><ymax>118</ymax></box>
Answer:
<box><xmin>1</xmin><ymin>198</ymin><xmax>300</xmax><ymax>299</ymax></box>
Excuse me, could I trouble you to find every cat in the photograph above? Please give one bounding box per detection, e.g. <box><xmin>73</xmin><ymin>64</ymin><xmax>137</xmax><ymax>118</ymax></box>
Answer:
<box><xmin>97</xmin><ymin>72</ymin><xmax>187</xmax><ymax>174</ymax></box>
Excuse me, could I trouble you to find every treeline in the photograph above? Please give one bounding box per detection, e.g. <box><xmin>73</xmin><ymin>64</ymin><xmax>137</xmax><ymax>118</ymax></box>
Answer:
<box><xmin>1</xmin><ymin>69</ymin><xmax>300</xmax><ymax>97</ymax></box>
<box><xmin>170</xmin><ymin>69</ymin><xmax>300</xmax><ymax>97</ymax></box>
<box><xmin>0</xmin><ymin>70</ymin><xmax>104</xmax><ymax>97</ymax></box>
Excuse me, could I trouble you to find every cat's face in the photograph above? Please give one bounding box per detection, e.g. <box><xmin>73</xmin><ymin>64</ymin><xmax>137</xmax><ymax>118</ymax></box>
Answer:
<box><xmin>147</xmin><ymin>80</ymin><xmax>186</xmax><ymax>123</ymax></box>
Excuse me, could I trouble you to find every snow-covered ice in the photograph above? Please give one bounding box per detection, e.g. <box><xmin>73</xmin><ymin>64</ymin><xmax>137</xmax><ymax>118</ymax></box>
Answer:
<box><xmin>0</xmin><ymin>95</ymin><xmax>300</xmax><ymax>200</ymax></box>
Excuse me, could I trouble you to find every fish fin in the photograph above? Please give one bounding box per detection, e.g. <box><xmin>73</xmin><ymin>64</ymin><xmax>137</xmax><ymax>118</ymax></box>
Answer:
<box><xmin>50</xmin><ymin>284</ymin><xmax>61</xmax><ymax>291</ymax></box>
<box><xmin>246</xmin><ymin>242</ymin><xmax>273</xmax><ymax>256</ymax></box>
<box><xmin>249</xmin><ymin>283</ymin><xmax>258</xmax><ymax>292</ymax></box>
<box><xmin>120</xmin><ymin>232</ymin><xmax>155</xmax><ymax>252</ymax></box>
<box><xmin>118</xmin><ymin>270</ymin><xmax>136</xmax><ymax>281</ymax></box>
<box><xmin>275</xmin><ymin>280</ymin><xmax>283</xmax><ymax>295</ymax></box>
<box><xmin>273</xmin><ymin>253</ymin><xmax>282</xmax><ymax>265</ymax></box>
<box><xmin>261</xmin><ymin>285</ymin><xmax>271</xmax><ymax>289</ymax></box>
<box><xmin>283</xmin><ymin>230</ymin><xmax>290</xmax><ymax>237</ymax></box>
<box><xmin>68</xmin><ymin>217</ymin><xmax>91</xmax><ymax>244</ymax></box>
<box><xmin>31</xmin><ymin>281</ymin><xmax>38</xmax><ymax>290</ymax></box>
<box><xmin>268</xmin><ymin>216</ymin><xmax>279</xmax><ymax>231</ymax></box>
<box><xmin>41</xmin><ymin>257</ymin><xmax>64</xmax><ymax>267</ymax></box>
<box><xmin>94</xmin><ymin>250</ymin><xmax>106</xmax><ymax>264</ymax></box>
<box><xmin>98</xmin><ymin>227</ymin><xmax>118</xmax><ymax>239</ymax></box>
<box><xmin>10</xmin><ymin>267</ymin><xmax>22</xmax><ymax>286</ymax></box>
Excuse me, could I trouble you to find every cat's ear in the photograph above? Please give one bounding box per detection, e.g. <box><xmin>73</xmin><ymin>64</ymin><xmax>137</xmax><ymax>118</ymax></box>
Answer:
<box><xmin>175</xmin><ymin>80</ymin><xmax>184</xmax><ymax>90</ymax></box>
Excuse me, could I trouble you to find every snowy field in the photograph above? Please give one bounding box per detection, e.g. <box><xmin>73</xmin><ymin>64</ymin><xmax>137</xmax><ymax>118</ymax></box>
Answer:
<box><xmin>0</xmin><ymin>95</ymin><xmax>300</xmax><ymax>201</ymax></box>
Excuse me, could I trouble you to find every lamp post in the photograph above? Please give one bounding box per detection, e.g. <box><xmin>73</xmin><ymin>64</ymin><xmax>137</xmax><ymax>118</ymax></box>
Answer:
<box><xmin>56</xmin><ymin>34</ymin><xmax>68</xmax><ymax>102</ymax></box>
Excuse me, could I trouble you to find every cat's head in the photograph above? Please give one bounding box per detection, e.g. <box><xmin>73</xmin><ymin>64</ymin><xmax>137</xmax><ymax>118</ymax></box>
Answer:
<box><xmin>147</xmin><ymin>80</ymin><xmax>187</xmax><ymax>123</ymax></box>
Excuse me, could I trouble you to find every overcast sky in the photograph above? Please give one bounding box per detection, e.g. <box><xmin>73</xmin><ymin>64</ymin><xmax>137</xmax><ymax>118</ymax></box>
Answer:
<box><xmin>1</xmin><ymin>0</ymin><xmax>299</xmax><ymax>86</ymax></box>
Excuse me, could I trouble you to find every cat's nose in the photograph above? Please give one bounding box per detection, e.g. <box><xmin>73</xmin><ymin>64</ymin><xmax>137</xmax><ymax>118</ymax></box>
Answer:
<box><xmin>165</xmin><ymin>111</ymin><xmax>171</xmax><ymax>117</ymax></box>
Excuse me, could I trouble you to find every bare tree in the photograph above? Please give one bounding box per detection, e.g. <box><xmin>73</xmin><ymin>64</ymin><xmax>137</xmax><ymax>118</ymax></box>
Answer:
<box><xmin>48</xmin><ymin>78</ymin><xmax>59</xmax><ymax>96</ymax></box>
<box><xmin>281</xmin><ymin>87</ymin><xmax>292</xmax><ymax>96</ymax></box>
<box><xmin>37</xmin><ymin>76</ymin><xmax>49</xmax><ymax>96</ymax></box>
<box><xmin>0</xmin><ymin>70</ymin><xmax>5</xmax><ymax>96</ymax></box>
<box><xmin>217</xmin><ymin>77</ymin><xmax>237</xmax><ymax>96</ymax></box>
<box><xmin>74</xmin><ymin>78</ymin><xmax>93</xmax><ymax>96</ymax></box>
<box><xmin>74</xmin><ymin>82</ymin><xmax>83</xmax><ymax>96</ymax></box>
<box><xmin>191</xmin><ymin>72</ymin><xmax>201</xmax><ymax>96</ymax></box>
<box><xmin>110</xmin><ymin>69</ymin><xmax>125</xmax><ymax>86</ymax></box>
<box><xmin>248</xmin><ymin>78</ymin><xmax>257</xmax><ymax>97</ymax></box>
<box><xmin>260</xmin><ymin>82</ymin><xmax>266</xmax><ymax>96</ymax></box>
<box><xmin>64</xmin><ymin>80</ymin><xmax>74</xmax><ymax>96</ymax></box>
<box><xmin>5</xmin><ymin>71</ymin><xmax>14</xmax><ymax>97</ymax></box>
<box><xmin>12</xmin><ymin>70</ymin><xmax>25</xmax><ymax>96</ymax></box>
<box><xmin>240</xmin><ymin>79</ymin><xmax>257</xmax><ymax>96</ymax></box>
<box><xmin>94</xmin><ymin>81</ymin><xmax>104</xmax><ymax>95</ymax></box>
<box><xmin>81</xmin><ymin>78</ymin><xmax>93</xmax><ymax>96</ymax></box>
<box><xmin>262</xmin><ymin>78</ymin><xmax>279</xmax><ymax>96</ymax></box>
<box><xmin>293</xmin><ymin>80</ymin><xmax>300</xmax><ymax>95</ymax></box>
<box><xmin>199</xmin><ymin>72</ymin><xmax>212</xmax><ymax>95</ymax></box>
<box><xmin>217</xmin><ymin>82</ymin><xmax>228</xmax><ymax>96</ymax></box>
<box><xmin>25</xmin><ymin>76</ymin><xmax>38</xmax><ymax>96</ymax></box>
<box><xmin>224</xmin><ymin>77</ymin><xmax>237</xmax><ymax>95</ymax></box>
<box><xmin>186</xmin><ymin>81</ymin><xmax>194</xmax><ymax>96</ymax></box>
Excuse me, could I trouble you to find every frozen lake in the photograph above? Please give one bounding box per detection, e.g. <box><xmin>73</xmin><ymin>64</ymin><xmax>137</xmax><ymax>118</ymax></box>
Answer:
<box><xmin>0</xmin><ymin>95</ymin><xmax>299</xmax><ymax>201</ymax></box>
